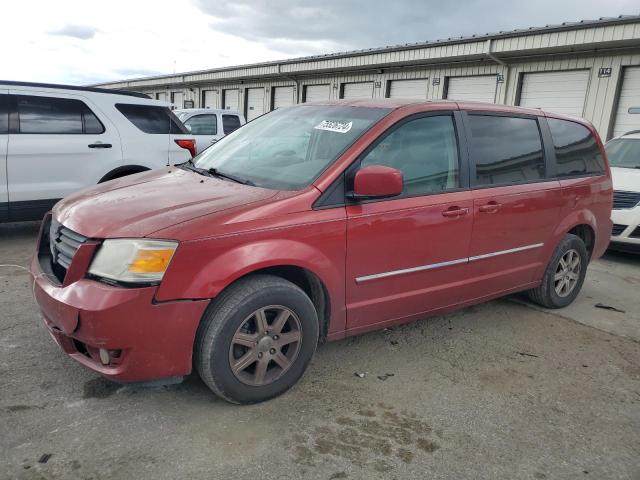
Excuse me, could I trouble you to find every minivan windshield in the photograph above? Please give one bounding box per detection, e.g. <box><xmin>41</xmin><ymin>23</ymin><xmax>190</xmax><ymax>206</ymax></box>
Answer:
<box><xmin>193</xmin><ymin>105</ymin><xmax>390</xmax><ymax>190</ymax></box>
<box><xmin>606</xmin><ymin>138</ymin><xmax>640</xmax><ymax>169</ymax></box>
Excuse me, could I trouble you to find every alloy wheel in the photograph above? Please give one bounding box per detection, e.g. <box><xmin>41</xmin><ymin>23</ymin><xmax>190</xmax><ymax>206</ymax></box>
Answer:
<box><xmin>554</xmin><ymin>249</ymin><xmax>581</xmax><ymax>298</ymax></box>
<box><xmin>228</xmin><ymin>305</ymin><xmax>302</xmax><ymax>386</ymax></box>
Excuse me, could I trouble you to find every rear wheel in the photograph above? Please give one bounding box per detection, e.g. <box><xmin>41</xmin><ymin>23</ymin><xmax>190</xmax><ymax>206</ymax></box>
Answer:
<box><xmin>195</xmin><ymin>275</ymin><xmax>319</xmax><ymax>404</ymax></box>
<box><xmin>528</xmin><ymin>234</ymin><xmax>588</xmax><ymax>309</ymax></box>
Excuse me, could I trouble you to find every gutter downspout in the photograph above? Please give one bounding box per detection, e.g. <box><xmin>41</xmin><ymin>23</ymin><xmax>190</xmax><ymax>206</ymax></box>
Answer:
<box><xmin>486</xmin><ymin>39</ymin><xmax>509</xmax><ymax>104</ymax></box>
<box><xmin>278</xmin><ymin>63</ymin><xmax>301</xmax><ymax>104</ymax></box>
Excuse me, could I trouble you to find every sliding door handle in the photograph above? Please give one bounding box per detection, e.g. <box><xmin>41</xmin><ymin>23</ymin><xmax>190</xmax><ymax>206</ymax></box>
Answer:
<box><xmin>88</xmin><ymin>142</ymin><xmax>112</xmax><ymax>149</ymax></box>
<box><xmin>478</xmin><ymin>202</ymin><xmax>502</xmax><ymax>213</ymax></box>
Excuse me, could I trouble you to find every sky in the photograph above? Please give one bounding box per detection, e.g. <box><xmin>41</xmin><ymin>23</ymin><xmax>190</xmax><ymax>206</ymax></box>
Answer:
<box><xmin>1</xmin><ymin>0</ymin><xmax>638</xmax><ymax>86</ymax></box>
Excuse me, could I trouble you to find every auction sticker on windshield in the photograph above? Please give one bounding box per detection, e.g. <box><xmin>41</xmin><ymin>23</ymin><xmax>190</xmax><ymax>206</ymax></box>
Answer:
<box><xmin>314</xmin><ymin>120</ymin><xmax>353</xmax><ymax>133</ymax></box>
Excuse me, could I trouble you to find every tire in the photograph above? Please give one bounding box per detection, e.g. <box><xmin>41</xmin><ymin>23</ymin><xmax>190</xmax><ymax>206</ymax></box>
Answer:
<box><xmin>527</xmin><ymin>234</ymin><xmax>588</xmax><ymax>309</ymax></box>
<box><xmin>194</xmin><ymin>274</ymin><xmax>319</xmax><ymax>404</ymax></box>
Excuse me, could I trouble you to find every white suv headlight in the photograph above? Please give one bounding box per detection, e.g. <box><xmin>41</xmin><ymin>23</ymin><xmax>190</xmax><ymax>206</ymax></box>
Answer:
<box><xmin>88</xmin><ymin>239</ymin><xmax>178</xmax><ymax>284</ymax></box>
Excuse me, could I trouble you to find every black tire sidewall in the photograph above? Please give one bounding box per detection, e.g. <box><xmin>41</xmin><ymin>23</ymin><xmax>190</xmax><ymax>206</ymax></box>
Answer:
<box><xmin>544</xmin><ymin>235</ymin><xmax>588</xmax><ymax>308</ymax></box>
<box><xmin>201</xmin><ymin>280</ymin><xmax>318</xmax><ymax>404</ymax></box>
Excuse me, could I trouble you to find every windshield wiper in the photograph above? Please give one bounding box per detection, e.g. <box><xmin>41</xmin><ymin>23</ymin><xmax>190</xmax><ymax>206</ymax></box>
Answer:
<box><xmin>208</xmin><ymin>168</ymin><xmax>255</xmax><ymax>186</ymax></box>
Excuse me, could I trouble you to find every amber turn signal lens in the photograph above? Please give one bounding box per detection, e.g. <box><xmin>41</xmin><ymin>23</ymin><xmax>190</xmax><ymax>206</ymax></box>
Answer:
<box><xmin>129</xmin><ymin>249</ymin><xmax>175</xmax><ymax>273</ymax></box>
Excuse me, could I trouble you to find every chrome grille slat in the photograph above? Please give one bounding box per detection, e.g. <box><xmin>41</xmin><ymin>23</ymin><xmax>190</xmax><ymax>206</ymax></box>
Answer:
<box><xmin>613</xmin><ymin>190</ymin><xmax>640</xmax><ymax>210</ymax></box>
<box><xmin>48</xmin><ymin>220</ymin><xmax>88</xmax><ymax>273</ymax></box>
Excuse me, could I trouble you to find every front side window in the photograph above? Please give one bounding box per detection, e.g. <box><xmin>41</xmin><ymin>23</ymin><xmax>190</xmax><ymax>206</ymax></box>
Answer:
<box><xmin>17</xmin><ymin>95</ymin><xmax>105</xmax><ymax>134</ymax></box>
<box><xmin>360</xmin><ymin>115</ymin><xmax>459</xmax><ymax>196</ymax></box>
<box><xmin>606</xmin><ymin>138</ymin><xmax>640</xmax><ymax>169</ymax></box>
<box><xmin>222</xmin><ymin>115</ymin><xmax>241</xmax><ymax>135</ymax></box>
<box><xmin>548</xmin><ymin>118</ymin><xmax>604</xmax><ymax>177</ymax></box>
<box><xmin>194</xmin><ymin>105</ymin><xmax>389</xmax><ymax>190</ymax></box>
<box><xmin>468</xmin><ymin>115</ymin><xmax>545</xmax><ymax>186</ymax></box>
<box><xmin>0</xmin><ymin>94</ymin><xmax>8</xmax><ymax>134</ymax></box>
<box><xmin>115</xmin><ymin>103</ymin><xmax>186</xmax><ymax>134</ymax></box>
<box><xmin>184</xmin><ymin>114</ymin><xmax>217</xmax><ymax>135</ymax></box>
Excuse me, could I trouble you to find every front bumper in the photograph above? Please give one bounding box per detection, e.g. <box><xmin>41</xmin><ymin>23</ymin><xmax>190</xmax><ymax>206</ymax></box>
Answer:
<box><xmin>610</xmin><ymin>206</ymin><xmax>640</xmax><ymax>253</ymax></box>
<box><xmin>30</xmin><ymin>221</ymin><xmax>209</xmax><ymax>383</ymax></box>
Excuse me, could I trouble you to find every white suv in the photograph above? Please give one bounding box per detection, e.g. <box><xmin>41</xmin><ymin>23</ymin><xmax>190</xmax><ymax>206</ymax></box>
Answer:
<box><xmin>0</xmin><ymin>81</ymin><xmax>196</xmax><ymax>222</ymax></box>
<box><xmin>605</xmin><ymin>130</ymin><xmax>640</xmax><ymax>253</ymax></box>
<box><xmin>174</xmin><ymin>109</ymin><xmax>245</xmax><ymax>154</ymax></box>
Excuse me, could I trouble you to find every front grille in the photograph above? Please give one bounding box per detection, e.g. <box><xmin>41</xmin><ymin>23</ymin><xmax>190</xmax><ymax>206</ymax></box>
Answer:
<box><xmin>49</xmin><ymin>219</ymin><xmax>87</xmax><ymax>270</ymax></box>
<box><xmin>611</xmin><ymin>224</ymin><xmax>627</xmax><ymax>236</ymax></box>
<box><xmin>613</xmin><ymin>190</ymin><xmax>640</xmax><ymax>210</ymax></box>
<box><xmin>630</xmin><ymin>226</ymin><xmax>640</xmax><ymax>239</ymax></box>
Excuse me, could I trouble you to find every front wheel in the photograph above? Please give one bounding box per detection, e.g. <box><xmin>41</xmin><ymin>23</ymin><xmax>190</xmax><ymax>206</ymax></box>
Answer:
<box><xmin>527</xmin><ymin>233</ymin><xmax>588</xmax><ymax>309</ymax></box>
<box><xmin>194</xmin><ymin>275</ymin><xmax>319</xmax><ymax>404</ymax></box>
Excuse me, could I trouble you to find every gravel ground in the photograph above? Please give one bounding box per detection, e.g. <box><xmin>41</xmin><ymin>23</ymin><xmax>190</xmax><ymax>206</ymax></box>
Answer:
<box><xmin>1</xmin><ymin>221</ymin><xmax>639</xmax><ymax>480</ymax></box>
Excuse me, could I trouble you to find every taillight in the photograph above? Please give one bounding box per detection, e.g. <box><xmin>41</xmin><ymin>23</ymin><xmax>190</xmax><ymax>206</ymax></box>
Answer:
<box><xmin>175</xmin><ymin>139</ymin><xmax>196</xmax><ymax>158</ymax></box>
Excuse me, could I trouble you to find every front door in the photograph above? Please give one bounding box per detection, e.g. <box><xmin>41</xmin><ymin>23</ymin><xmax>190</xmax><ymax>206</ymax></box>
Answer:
<box><xmin>461</xmin><ymin>113</ymin><xmax>563</xmax><ymax>301</ymax></box>
<box><xmin>7</xmin><ymin>91</ymin><xmax>121</xmax><ymax>220</ymax></box>
<box><xmin>346</xmin><ymin>113</ymin><xmax>473</xmax><ymax>333</ymax></box>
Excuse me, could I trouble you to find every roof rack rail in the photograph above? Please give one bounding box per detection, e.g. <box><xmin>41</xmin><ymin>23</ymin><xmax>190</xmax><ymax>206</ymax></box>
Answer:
<box><xmin>0</xmin><ymin>80</ymin><xmax>150</xmax><ymax>99</ymax></box>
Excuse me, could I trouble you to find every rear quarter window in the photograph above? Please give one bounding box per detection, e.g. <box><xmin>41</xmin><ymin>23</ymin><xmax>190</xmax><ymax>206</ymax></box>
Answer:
<box><xmin>116</xmin><ymin>103</ymin><xmax>187</xmax><ymax>134</ymax></box>
<box><xmin>548</xmin><ymin>118</ymin><xmax>604</xmax><ymax>177</ymax></box>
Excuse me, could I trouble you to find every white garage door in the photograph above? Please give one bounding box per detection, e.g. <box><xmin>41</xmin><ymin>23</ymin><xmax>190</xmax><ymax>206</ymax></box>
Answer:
<box><xmin>223</xmin><ymin>89</ymin><xmax>239</xmax><ymax>111</ymax></box>
<box><xmin>273</xmin><ymin>86</ymin><xmax>295</xmax><ymax>109</ymax></box>
<box><xmin>519</xmin><ymin>70</ymin><xmax>589</xmax><ymax>117</ymax></box>
<box><xmin>304</xmin><ymin>84</ymin><xmax>331</xmax><ymax>103</ymax></box>
<box><xmin>246</xmin><ymin>88</ymin><xmax>265</xmax><ymax>121</ymax></box>
<box><xmin>447</xmin><ymin>76</ymin><xmax>496</xmax><ymax>103</ymax></box>
<box><xmin>388</xmin><ymin>79</ymin><xmax>428</xmax><ymax>99</ymax></box>
<box><xmin>156</xmin><ymin>92</ymin><xmax>167</xmax><ymax>102</ymax></box>
<box><xmin>203</xmin><ymin>90</ymin><xmax>218</xmax><ymax>109</ymax></box>
<box><xmin>342</xmin><ymin>82</ymin><xmax>374</xmax><ymax>100</ymax></box>
<box><xmin>171</xmin><ymin>91</ymin><xmax>183</xmax><ymax>109</ymax></box>
<box><xmin>612</xmin><ymin>66</ymin><xmax>640</xmax><ymax>137</ymax></box>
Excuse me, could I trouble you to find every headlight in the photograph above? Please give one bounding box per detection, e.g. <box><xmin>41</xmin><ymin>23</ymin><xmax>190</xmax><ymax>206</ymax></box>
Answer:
<box><xmin>88</xmin><ymin>239</ymin><xmax>178</xmax><ymax>284</ymax></box>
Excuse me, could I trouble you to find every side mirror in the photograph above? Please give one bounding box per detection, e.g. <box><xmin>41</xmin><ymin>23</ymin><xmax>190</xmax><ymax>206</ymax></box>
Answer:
<box><xmin>350</xmin><ymin>165</ymin><xmax>403</xmax><ymax>200</ymax></box>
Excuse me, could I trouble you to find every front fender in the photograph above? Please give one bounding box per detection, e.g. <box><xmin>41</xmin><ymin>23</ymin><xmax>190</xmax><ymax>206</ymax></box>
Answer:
<box><xmin>155</xmin><ymin>221</ymin><xmax>347</xmax><ymax>336</ymax></box>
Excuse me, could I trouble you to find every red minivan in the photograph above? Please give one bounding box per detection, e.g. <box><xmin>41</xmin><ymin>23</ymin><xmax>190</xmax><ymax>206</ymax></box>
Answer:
<box><xmin>31</xmin><ymin>100</ymin><xmax>612</xmax><ymax>403</ymax></box>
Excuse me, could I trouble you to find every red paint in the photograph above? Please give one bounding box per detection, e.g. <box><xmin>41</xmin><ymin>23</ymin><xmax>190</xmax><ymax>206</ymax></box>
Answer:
<box><xmin>30</xmin><ymin>100</ymin><xmax>612</xmax><ymax>384</ymax></box>
<box><xmin>353</xmin><ymin>165</ymin><xmax>403</xmax><ymax>198</ymax></box>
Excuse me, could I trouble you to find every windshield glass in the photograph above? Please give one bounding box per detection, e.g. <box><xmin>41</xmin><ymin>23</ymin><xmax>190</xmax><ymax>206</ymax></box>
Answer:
<box><xmin>606</xmin><ymin>138</ymin><xmax>640</xmax><ymax>168</ymax></box>
<box><xmin>193</xmin><ymin>105</ymin><xmax>390</xmax><ymax>190</ymax></box>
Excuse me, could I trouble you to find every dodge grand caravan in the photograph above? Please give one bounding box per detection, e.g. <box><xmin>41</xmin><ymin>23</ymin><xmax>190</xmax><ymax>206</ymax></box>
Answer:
<box><xmin>31</xmin><ymin>100</ymin><xmax>612</xmax><ymax>404</ymax></box>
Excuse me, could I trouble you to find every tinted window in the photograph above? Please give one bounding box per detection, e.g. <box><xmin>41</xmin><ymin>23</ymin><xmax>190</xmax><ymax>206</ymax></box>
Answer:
<box><xmin>469</xmin><ymin>115</ymin><xmax>545</xmax><ymax>186</ymax></box>
<box><xmin>116</xmin><ymin>104</ymin><xmax>187</xmax><ymax>134</ymax></box>
<box><xmin>184</xmin><ymin>114</ymin><xmax>217</xmax><ymax>135</ymax></box>
<box><xmin>548</xmin><ymin>118</ymin><xmax>604</xmax><ymax>177</ymax></box>
<box><xmin>222</xmin><ymin>114</ymin><xmax>241</xmax><ymax>134</ymax></box>
<box><xmin>361</xmin><ymin>115</ymin><xmax>459</xmax><ymax>196</ymax></box>
<box><xmin>17</xmin><ymin>95</ymin><xmax>105</xmax><ymax>134</ymax></box>
<box><xmin>0</xmin><ymin>94</ymin><xmax>8</xmax><ymax>134</ymax></box>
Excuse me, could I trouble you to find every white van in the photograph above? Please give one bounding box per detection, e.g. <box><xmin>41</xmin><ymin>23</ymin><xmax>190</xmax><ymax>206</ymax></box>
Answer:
<box><xmin>0</xmin><ymin>81</ymin><xmax>196</xmax><ymax>222</ymax></box>
<box><xmin>173</xmin><ymin>109</ymin><xmax>245</xmax><ymax>154</ymax></box>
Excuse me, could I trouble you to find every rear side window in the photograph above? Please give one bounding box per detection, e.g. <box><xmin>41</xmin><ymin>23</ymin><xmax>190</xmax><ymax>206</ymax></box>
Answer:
<box><xmin>0</xmin><ymin>94</ymin><xmax>8</xmax><ymax>134</ymax></box>
<box><xmin>222</xmin><ymin>114</ymin><xmax>241</xmax><ymax>134</ymax></box>
<box><xmin>16</xmin><ymin>95</ymin><xmax>105</xmax><ymax>134</ymax></box>
<box><xmin>184</xmin><ymin>114</ymin><xmax>217</xmax><ymax>135</ymax></box>
<box><xmin>548</xmin><ymin>118</ymin><xmax>604</xmax><ymax>177</ymax></box>
<box><xmin>115</xmin><ymin>103</ymin><xmax>187</xmax><ymax>134</ymax></box>
<box><xmin>468</xmin><ymin>115</ymin><xmax>545</xmax><ymax>186</ymax></box>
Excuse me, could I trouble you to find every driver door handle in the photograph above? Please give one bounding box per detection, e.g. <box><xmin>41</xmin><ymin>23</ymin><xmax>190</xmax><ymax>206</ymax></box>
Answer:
<box><xmin>442</xmin><ymin>207</ymin><xmax>469</xmax><ymax>218</ymax></box>
<box><xmin>88</xmin><ymin>142</ymin><xmax>112</xmax><ymax>149</ymax></box>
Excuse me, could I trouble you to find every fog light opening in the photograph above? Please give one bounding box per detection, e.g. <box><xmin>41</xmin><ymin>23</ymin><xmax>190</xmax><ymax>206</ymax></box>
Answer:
<box><xmin>99</xmin><ymin>348</ymin><xmax>110</xmax><ymax>365</ymax></box>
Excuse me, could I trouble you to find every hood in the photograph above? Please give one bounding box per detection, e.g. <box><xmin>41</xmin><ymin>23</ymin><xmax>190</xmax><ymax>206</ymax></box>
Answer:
<box><xmin>611</xmin><ymin>167</ymin><xmax>640</xmax><ymax>192</ymax></box>
<box><xmin>54</xmin><ymin>168</ymin><xmax>278</xmax><ymax>238</ymax></box>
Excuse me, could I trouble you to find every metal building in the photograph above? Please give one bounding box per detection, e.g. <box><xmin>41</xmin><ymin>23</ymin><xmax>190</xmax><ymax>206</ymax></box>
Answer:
<box><xmin>97</xmin><ymin>15</ymin><xmax>640</xmax><ymax>140</ymax></box>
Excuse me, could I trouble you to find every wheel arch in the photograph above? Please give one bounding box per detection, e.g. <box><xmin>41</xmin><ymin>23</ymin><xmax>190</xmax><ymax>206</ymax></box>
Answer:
<box><xmin>98</xmin><ymin>165</ymin><xmax>150</xmax><ymax>183</ymax></box>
